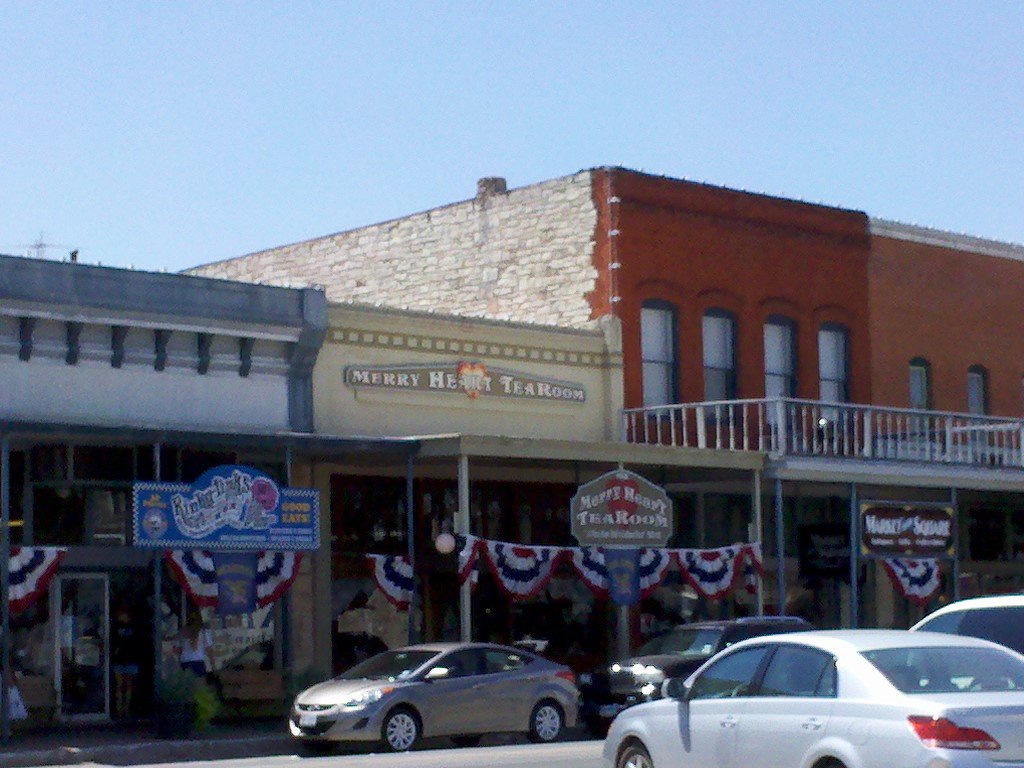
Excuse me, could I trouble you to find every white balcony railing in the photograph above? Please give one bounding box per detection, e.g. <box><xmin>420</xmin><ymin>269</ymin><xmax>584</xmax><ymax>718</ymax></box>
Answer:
<box><xmin>622</xmin><ymin>398</ymin><xmax>1024</xmax><ymax>470</ymax></box>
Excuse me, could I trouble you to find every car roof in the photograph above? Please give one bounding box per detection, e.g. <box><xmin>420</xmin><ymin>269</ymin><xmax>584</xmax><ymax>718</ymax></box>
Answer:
<box><xmin>390</xmin><ymin>641</ymin><xmax>532</xmax><ymax>654</ymax></box>
<box><xmin>911</xmin><ymin>594</ymin><xmax>1024</xmax><ymax>627</ymax></box>
<box><xmin>670</xmin><ymin>616</ymin><xmax>811</xmax><ymax>631</ymax></box>
<box><xmin>730</xmin><ymin>628</ymin><xmax>1010</xmax><ymax>655</ymax></box>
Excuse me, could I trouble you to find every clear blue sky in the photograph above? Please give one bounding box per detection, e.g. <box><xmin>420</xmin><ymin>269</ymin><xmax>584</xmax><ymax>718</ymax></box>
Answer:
<box><xmin>2</xmin><ymin>3</ymin><xmax>1022</xmax><ymax>273</ymax></box>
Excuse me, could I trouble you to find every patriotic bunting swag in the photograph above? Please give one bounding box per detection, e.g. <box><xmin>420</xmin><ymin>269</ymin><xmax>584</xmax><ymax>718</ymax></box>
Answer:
<box><xmin>367</xmin><ymin>554</ymin><xmax>414</xmax><ymax>611</ymax></box>
<box><xmin>676</xmin><ymin>545</ymin><xmax>747</xmax><ymax>600</ymax></box>
<box><xmin>483</xmin><ymin>541</ymin><xmax>566</xmax><ymax>599</ymax></box>
<box><xmin>165</xmin><ymin>550</ymin><xmax>302</xmax><ymax>609</ymax></box>
<box><xmin>457</xmin><ymin>534</ymin><xmax>482</xmax><ymax>590</ymax></box>
<box><xmin>8</xmin><ymin>547</ymin><xmax>67</xmax><ymax>613</ymax></box>
<box><xmin>883</xmin><ymin>557</ymin><xmax>942</xmax><ymax>606</ymax></box>
<box><xmin>423</xmin><ymin>537</ymin><xmax>764</xmax><ymax>603</ymax></box>
<box><xmin>571</xmin><ymin>547</ymin><xmax>610</xmax><ymax>599</ymax></box>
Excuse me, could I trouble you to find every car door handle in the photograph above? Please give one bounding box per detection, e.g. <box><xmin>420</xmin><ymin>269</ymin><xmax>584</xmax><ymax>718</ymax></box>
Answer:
<box><xmin>801</xmin><ymin>718</ymin><xmax>823</xmax><ymax>731</ymax></box>
<box><xmin>720</xmin><ymin>716</ymin><xmax>738</xmax><ymax>729</ymax></box>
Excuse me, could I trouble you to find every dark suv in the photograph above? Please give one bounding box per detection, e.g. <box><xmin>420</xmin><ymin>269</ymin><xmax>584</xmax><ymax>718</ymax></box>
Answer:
<box><xmin>578</xmin><ymin>615</ymin><xmax>813</xmax><ymax>735</ymax></box>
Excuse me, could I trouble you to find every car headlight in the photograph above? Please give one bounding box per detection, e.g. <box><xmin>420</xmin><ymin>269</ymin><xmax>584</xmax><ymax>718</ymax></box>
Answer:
<box><xmin>341</xmin><ymin>687</ymin><xmax>393</xmax><ymax>710</ymax></box>
<box><xmin>629</xmin><ymin>664</ymin><xmax>665</xmax><ymax>684</ymax></box>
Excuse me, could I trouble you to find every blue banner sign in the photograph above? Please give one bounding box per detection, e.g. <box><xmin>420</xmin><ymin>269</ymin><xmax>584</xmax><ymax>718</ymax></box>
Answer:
<box><xmin>132</xmin><ymin>465</ymin><xmax>319</xmax><ymax>552</ymax></box>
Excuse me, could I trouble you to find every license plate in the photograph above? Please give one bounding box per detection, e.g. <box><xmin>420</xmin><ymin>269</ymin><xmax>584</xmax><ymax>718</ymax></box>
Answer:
<box><xmin>599</xmin><ymin>704</ymin><xmax>624</xmax><ymax>719</ymax></box>
<box><xmin>299</xmin><ymin>713</ymin><xmax>317</xmax><ymax>727</ymax></box>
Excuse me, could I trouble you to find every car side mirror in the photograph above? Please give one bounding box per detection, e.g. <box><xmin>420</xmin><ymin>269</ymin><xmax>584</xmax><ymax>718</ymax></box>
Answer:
<box><xmin>425</xmin><ymin>666</ymin><xmax>450</xmax><ymax>681</ymax></box>
<box><xmin>663</xmin><ymin>677</ymin><xmax>689</xmax><ymax>700</ymax></box>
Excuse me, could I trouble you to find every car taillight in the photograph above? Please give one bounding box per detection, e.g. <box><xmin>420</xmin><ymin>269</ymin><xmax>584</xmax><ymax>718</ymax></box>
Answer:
<box><xmin>907</xmin><ymin>716</ymin><xmax>1000</xmax><ymax>750</ymax></box>
<box><xmin>556</xmin><ymin>670</ymin><xmax>576</xmax><ymax>685</ymax></box>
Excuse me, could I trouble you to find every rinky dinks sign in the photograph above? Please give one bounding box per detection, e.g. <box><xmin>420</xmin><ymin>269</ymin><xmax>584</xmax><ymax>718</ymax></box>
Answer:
<box><xmin>345</xmin><ymin>361</ymin><xmax>586</xmax><ymax>402</ymax></box>
<box><xmin>132</xmin><ymin>465</ymin><xmax>319</xmax><ymax>552</ymax></box>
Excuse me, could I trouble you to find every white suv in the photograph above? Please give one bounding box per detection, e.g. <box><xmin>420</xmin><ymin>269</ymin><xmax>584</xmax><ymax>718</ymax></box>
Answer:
<box><xmin>910</xmin><ymin>593</ymin><xmax>1024</xmax><ymax>654</ymax></box>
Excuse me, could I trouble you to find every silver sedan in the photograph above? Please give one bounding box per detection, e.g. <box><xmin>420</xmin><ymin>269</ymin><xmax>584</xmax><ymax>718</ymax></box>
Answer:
<box><xmin>603</xmin><ymin>629</ymin><xmax>1024</xmax><ymax>768</ymax></box>
<box><xmin>290</xmin><ymin>641</ymin><xmax>578</xmax><ymax>751</ymax></box>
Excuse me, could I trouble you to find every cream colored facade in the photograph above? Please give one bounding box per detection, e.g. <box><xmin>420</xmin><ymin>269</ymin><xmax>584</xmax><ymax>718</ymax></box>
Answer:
<box><xmin>316</xmin><ymin>303</ymin><xmax>624</xmax><ymax>442</ymax></box>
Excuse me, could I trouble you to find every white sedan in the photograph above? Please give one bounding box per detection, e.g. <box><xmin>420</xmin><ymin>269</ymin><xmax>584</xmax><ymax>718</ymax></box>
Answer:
<box><xmin>603</xmin><ymin>629</ymin><xmax>1024</xmax><ymax>768</ymax></box>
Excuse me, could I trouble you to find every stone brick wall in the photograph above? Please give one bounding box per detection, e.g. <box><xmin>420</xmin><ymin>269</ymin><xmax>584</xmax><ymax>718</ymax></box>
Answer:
<box><xmin>189</xmin><ymin>171</ymin><xmax>601</xmax><ymax>328</ymax></box>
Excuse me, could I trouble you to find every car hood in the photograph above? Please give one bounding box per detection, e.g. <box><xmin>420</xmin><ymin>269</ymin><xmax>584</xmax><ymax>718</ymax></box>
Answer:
<box><xmin>296</xmin><ymin>677</ymin><xmax>410</xmax><ymax>705</ymax></box>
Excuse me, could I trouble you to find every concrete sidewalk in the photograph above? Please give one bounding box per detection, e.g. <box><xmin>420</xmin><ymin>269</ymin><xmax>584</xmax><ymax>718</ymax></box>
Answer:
<box><xmin>0</xmin><ymin>718</ymin><xmax>295</xmax><ymax>767</ymax></box>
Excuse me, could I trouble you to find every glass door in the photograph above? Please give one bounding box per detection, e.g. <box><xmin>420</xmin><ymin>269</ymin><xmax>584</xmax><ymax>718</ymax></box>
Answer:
<box><xmin>53</xmin><ymin>574</ymin><xmax>109</xmax><ymax>720</ymax></box>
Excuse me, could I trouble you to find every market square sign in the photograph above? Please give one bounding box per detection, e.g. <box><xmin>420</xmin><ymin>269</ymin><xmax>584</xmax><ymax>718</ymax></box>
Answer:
<box><xmin>860</xmin><ymin>502</ymin><xmax>955</xmax><ymax>558</ymax></box>
<box><xmin>345</xmin><ymin>361</ymin><xmax>586</xmax><ymax>402</ymax></box>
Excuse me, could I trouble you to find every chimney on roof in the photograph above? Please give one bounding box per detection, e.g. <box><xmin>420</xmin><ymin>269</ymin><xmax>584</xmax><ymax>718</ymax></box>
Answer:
<box><xmin>476</xmin><ymin>177</ymin><xmax>507</xmax><ymax>201</ymax></box>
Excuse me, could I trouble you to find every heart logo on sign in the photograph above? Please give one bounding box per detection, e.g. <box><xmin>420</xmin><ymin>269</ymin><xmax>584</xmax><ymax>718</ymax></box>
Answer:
<box><xmin>457</xmin><ymin>362</ymin><xmax>488</xmax><ymax>399</ymax></box>
<box><xmin>605</xmin><ymin>473</ymin><xmax>639</xmax><ymax>527</ymax></box>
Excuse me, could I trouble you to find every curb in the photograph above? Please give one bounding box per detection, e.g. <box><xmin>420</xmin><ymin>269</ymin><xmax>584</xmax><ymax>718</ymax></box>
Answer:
<box><xmin>0</xmin><ymin>733</ymin><xmax>296</xmax><ymax>768</ymax></box>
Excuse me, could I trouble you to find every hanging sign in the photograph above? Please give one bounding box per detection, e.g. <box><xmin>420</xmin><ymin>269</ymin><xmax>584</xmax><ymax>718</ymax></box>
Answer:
<box><xmin>132</xmin><ymin>465</ymin><xmax>319</xmax><ymax>551</ymax></box>
<box><xmin>860</xmin><ymin>502</ymin><xmax>954</xmax><ymax>558</ymax></box>
<box><xmin>570</xmin><ymin>469</ymin><xmax>673</xmax><ymax>547</ymax></box>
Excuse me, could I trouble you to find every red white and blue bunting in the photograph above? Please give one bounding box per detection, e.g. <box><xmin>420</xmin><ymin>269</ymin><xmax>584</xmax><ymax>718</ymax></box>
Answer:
<box><xmin>638</xmin><ymin>548</ymin><xmax>674</xmax><ymax>598</ymax></box>
<box><xmin>571</xmin><ymin>548</ymin><xmax>609</xmax><ymax>599</ymax></box>
<box><xmin>254</xmin><ymin>552</ymin><xmax>303</xmax><ymax>607</ymax></box>
<box><xmin>446</xmin><ymin>537</ymin><xmax>763</xmax><ymax>602</ymax></box>
<box><xmin>8</xmin><ymin>547</ymin><xmax>67</xmax><ymax>613</ymax></box>
<box><xmin>367</xmin><ymin>554</ymin><xmax>414</xmax><ymax>611</ymax></box>
<box><xmin>458</xmin><ymin>534</ymin><xmax>482</xmax><ymax>590</ymax></box>
<box><xmin>483</xmin><ymin>541</ymin><xmax>567</xmax><ymax>599</ymax></box>
<box><xmin>676</xmin><ymin>545</ymin><xmax>747</xmax><ymax>600</ymax></box>
<box><xmin>165</xmin><ymin>550</ymin><xmax>302</xmax><ymax>609</ymax></box>
<box><xmin>883</xmin><ymin>557</ymin><xmax>942</xmax><ymax>606</ymax></box>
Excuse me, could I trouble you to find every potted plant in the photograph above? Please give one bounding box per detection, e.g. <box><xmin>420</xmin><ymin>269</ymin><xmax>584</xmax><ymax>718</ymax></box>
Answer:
<box><xmin>154</xmin><ymin>667</ymin><xmax>200</xmax><ymax>739</ymax></box>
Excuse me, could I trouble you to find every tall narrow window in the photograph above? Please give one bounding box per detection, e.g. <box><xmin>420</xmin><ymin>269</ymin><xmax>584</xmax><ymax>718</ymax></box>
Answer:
<box><xmin>967</xmin><ymin>365</ymin><xmax>988</xmax><ymax>415</ymax></box>
<box><xmin>909</xmin><ymin>357</ymin><xmax>931</xmax><ymax>410</ymax></box>
<box><xmin>818</xmin><ymin>324</ymin><xmax>849</xmax><ymax>403</ymax></box>
<box><xmin>703</xmin><ymin>309</ymin><xmax>737</xmax><ymax>401</ymax></box>
<box><xmin>764</xmin><ymin>317</ymin><xmax>796</xmax><ymax>398</ymax></box>
<box><xmin>641</xmin><ymin>302</ymin><xmax>676</xmax><ymax>407</ymax></box>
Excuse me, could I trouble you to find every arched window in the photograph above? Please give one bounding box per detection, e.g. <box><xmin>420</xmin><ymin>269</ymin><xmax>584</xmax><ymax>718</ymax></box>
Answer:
<box><xmin>909</xmin><ymin>357</ymin><xmax>931</xmax><ymax>410</ymax></box>
<box><xmin>967</xmin><ymin>365</ymin><xmax>989</xmax><ymax>415</ymax></box>
<box><xmin>641</xmin><ymin>301</ymin><xmax>677</xmax><ymax>407</ymax></box>
<box><xmin>764</xmin><ymin>316</ymin><xmax>797</xmax><ymax>398</ymax></box>
<box><xmin>818</xmin><ymin>323</ymin><xmax>849</xmax><ymax>403</ymax></box>
<box><xmin>703</xmin><ymin>309</ymin><xmax>737</xmax><ymax>401</ymax></box>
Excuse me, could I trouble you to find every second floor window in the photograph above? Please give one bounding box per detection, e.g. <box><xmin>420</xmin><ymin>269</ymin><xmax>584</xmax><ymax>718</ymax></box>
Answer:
<box><xmin>968</xmin><ymin>365</ymin><xmax>988</xmax><ymax>415</ymax></box>
<box><xmin>764</xmin><ymin>317</ymin><xmax>796</xmax><ymax>398</ymax></box>
<box><xmin>909</xmin><ymin>358</ymin><xmax>932</xmax><ymax>410</ymax></box>
<box><xmin>641</xmin><ymin>303</ymin><xmax>676</xmax><ymax>407</ymax></box>
<box><xmin>703</xmin><ymin>310</ymin><xmax>736</xmax><ymax>401</ymax></box>
<box><xmin>818</xmin><ymin>324</ymin><xmax>849</xmax><ymax>403</ymax></box>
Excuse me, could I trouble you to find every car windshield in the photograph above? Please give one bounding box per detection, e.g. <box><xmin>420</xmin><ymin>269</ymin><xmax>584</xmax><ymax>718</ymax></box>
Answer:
<box><xmin>864</xmin><ymin>645</ymin><xmax>1024</xmax><ymax>694</ymax></box>
<box><xmin>337</xmin><ymin>650</ymin><xmax>438</xmax><ymax>682</ymax></box>
<box><xmin>637</xmin><ymin>628</ymin><xmax>724</xmax><ymax>658</ymax></box>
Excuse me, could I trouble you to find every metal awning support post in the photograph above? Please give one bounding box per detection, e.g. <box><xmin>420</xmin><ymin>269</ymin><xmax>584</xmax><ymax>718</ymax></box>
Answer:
<box><xmin>2</xmin><ymin>436</ymin><xmax>11</xmax><ymax>744</ymax></box>
<box><xmin>951</xmin><ymin>487</ymin><xmax>960</xmax><ymax>602</ymax></box>
<box><xmin>152</xmin><ymin>442</ymin><xmax>163</xmax><ymax>702</ymax></box>
<box><xmin>406</xmin><ymin>454</ymin><xmax>418</xmax><ymax>644</ymax></box>
<box><xmin>774</xmin><ymin>478</ymin><xmax>785</xmax><ymax>615</ymax></box>
<box><xmin>457</xmin><ymin>454</ymin><xmax>472</xmax><ymax>642</ymax></box>
<box><xmin>849</xmin><ymin>483</ymin><xmax>859</xmax><ymax>628</ymax></box>
<box><xmin>752</xmin><ymin>469</ymin><xmax>764</xmax><ymax>616</ymax></box>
